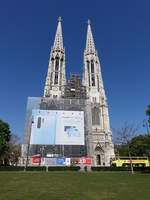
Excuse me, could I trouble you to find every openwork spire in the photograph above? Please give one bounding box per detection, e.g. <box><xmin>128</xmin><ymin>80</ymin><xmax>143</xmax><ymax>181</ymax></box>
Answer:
<box><xmin>85</xmin><ymin>19</ymin><xmax>96</xmax><ymax>54</ymax></box>
<box><xmin>53</xmin><ymin>16</ymin><xmax>63</xmax><ymax>50</ymax></box>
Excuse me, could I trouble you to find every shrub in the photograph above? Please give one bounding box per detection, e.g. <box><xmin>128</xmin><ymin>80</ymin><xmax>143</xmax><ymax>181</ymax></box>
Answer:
<box><xmin>91</xmin><ymin>166</ymin><xmax>150</xmax><ymax>172</ymax></box>
<box><xmin>48</xmin><ymin>166</ymin><xmax>80</xmax><ymax>171</ymax></box>
<box><xmin>26</xmin><ymin>166</ymin><xmax>46</xmax><ymax>171</ymax></box>
<box><xmin>0</xmin><ymin>166</ymin><xmax>24</xmax><ymax>171</ymax></box>
<box><xmin>0</xmin><ymin>166</ymin><xmax>80</xmax><ymax>172</ymax></box>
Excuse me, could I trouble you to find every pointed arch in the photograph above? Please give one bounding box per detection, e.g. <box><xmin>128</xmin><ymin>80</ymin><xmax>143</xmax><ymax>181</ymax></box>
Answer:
<box><xmin>95</xmin><ymin>143</ymin><xmax>104</xmax><ymax>153</ymax></box>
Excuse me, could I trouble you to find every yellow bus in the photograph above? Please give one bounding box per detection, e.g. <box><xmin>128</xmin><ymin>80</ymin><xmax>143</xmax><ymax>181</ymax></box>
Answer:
<box><xmin>111</xmin><ymin>156</ymin><xmax>149</xmax><ymax>167</ymax></box>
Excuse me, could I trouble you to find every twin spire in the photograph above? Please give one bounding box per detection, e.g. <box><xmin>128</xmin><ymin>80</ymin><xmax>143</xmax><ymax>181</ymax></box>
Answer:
<box><xmin>53</xmin><ymin>17</ymin><xmax>96</xmax><ymax>53</ymax></box>
<box><xmin>85</xmin><ymin>19</ymin><xmax>96</xmax><ymax>54</ymax></box>
<box><xmin>53</xmin><ymin>16</ymin><xmax>63</xmax><ymax>50</ymax></box>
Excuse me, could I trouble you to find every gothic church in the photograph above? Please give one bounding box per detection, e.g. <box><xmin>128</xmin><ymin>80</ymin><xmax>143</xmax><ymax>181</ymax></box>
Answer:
<box><xmin>43</xmin><ymin>17</ymin><xmax>114</xmax><ymax>166</ymax></box>
<box><xmin>22</xmin><ymin>17</ymin><xmax>114</xmax><ymax>166</ymax></box>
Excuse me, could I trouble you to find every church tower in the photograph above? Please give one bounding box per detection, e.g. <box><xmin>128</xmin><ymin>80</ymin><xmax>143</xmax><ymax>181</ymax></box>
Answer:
<box><xmin>82</xmin><ymin>20</ymin><xmax>114</xmax><ymax>166</ymax></box>
<box><xmin>44</xmin><ymin>17</ymin><xmax>66</xmax><ymax>99</ymax></box>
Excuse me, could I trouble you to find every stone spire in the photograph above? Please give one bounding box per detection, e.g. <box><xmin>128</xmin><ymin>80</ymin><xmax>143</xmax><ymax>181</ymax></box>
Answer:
<box><xmin>82</xmin><ymin>19</ymin><xmax>114</xmax><ymax>166</ymax></box>
<box><xmin>53</xmin><ymin>16</ymin><xmax>63</xmax><ymax>50</ymax></box>
<box><xmin>44</xmin><ymin>17</ymin><xmax>66</xmax><ymax>98</ymax></box>
<box><xmin>83</xmin><ymin>19</ymin><xmax>106</xmax><ymax>100</ymax></box>
<box><xmin>85</xmin><ymin>20</ymin><xmax>96</xmax><ymax>55</ymax></box>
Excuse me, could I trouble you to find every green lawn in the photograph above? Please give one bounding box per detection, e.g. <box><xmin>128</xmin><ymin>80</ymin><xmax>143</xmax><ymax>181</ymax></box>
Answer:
<box><xmin>0</xmin><ymin>172</ymin><xmax>150</xmax><ymax>200</ymax></box>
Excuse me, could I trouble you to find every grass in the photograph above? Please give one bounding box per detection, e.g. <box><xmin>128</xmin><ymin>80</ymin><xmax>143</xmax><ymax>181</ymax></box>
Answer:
<box><xmin>0</xmin><ymin>172</ymin><xmax>150</xmax><ymax>200</ymax></box>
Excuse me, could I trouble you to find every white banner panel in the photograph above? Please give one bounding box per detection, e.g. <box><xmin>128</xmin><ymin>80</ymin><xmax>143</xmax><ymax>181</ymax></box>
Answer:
<box><xmin>30</xmin><ymin>109</ymin><xmax>84</xmax><ymax>145</ymax></box>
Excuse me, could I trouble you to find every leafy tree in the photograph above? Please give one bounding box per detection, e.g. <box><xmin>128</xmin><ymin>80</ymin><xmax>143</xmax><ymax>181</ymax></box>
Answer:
<box><xmin>0</xmin><ymin>120</ymin><xmax>11</xmax><ymax>165</ymax></box>
<box><xmin>9</xmin><ymin>134</ymin><xmax>21</xmax><ymax>166</ymax></box>
<box><xmin>115</xmin><ymin>144</ymin><xmax>128</xmax><ymax>156</ymax></box>
<box><xmin>113</xmin><ymin>122</ymin><xmax>138</xmax><ymax>173</ymax></box>
<box><xmin>146</xmin><ymin>105</ymin><xmax>150</xmax><ymax>125</ymax></box>
<box><xmin>129</xmin><ymin>135</ymin><xmax>150</xmax><ymax>157</ymax></box>
<box><xmin>116</xmin><ymin>135</ymin><xmax>150</xmax><ymax>158</ymax></box>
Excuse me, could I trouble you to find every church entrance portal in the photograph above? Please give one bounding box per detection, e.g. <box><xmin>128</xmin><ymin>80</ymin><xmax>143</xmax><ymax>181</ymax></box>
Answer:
<box><xmin>96</xmin><ymin>154</ymin><xmax>101</xmax><ymax>165</ymax></box>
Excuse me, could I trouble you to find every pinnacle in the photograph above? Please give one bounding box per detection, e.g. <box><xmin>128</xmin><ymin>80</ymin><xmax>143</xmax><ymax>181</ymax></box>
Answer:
<box><xmin>85</xmin><ymin>19</ymin><xmax>96</xmax><ymax>54</ymax></box>
<box><xmin>58</xmin><ymin>16</ymin><xmax>61</xmax><ymax>22</ymax></box>
<box><xmin>88</xmin><ymin>19</ymin><xmax>91</xmax><ymax>25</ymax></box>
<box><xmin>53</xmin><ymin>17</ymin><xmax>63</xmax><ymax>50</ymax></box>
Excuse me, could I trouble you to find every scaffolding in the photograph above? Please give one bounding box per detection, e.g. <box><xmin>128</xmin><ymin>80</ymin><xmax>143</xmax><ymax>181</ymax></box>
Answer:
<box><xmin>64</xmin><ymin>74</ymin><xmax>87</xmax><ymax>99</ymax></box>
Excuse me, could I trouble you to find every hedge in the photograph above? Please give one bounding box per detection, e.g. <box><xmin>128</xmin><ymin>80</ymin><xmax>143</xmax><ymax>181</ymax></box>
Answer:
<box><xmin>0</xmin><ymin>166</ymin><xmax>24</xmax><ymax>171</ymax></box>
<box><xmin>0</xmin><ymin>166</ymin><xmax>80</xmax><ymax>172</ymax></box>
<box><xmin>26</xmin><ymin>166</ymin><xmax>46</xmax><ymax>171</ymax></box>
<box><xmin>0</xmin><ymin>166</ymin><xmax>149</xmax><ymax>173</ymax></box>
<box><xmin>91</xmin><ymin>166</ymin><xmax>150</xmax><ymax>173</ymax></box>
<box><xmin>47</xmin><ymin>166</ymin><xmax>80</xmax><ymax>171</ymax></box>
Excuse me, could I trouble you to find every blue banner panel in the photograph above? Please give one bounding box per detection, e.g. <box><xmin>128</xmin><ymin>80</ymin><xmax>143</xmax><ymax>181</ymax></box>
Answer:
<box><xmin>56</xmin><ymin>157</ymin><xmax>66</xmax><ymax>165</ymax></box>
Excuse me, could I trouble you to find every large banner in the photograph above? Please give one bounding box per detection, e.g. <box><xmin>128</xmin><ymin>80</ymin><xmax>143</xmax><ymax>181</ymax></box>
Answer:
<box><xmin>30</xmin><ymin>109</ymin><xmax>84</xmax><ymax>145</ymax></box>
<box><xmin>42</xmin><ymin>158</ymin><xmax>71</xmax><ymax>166</ymax></box>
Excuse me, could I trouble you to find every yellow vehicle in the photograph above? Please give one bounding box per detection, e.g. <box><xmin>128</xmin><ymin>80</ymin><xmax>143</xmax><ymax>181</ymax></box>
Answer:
<box><xmin>111</xmin><ymin>156</ymin><xmax>149</xmax><ymax>167</ymax></box>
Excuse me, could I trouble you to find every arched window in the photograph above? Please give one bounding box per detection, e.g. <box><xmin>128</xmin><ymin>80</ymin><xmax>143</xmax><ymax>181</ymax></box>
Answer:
<box><xmin>55</xmin><ymin>57</ymin><xmax>59</xmax><ymax>71</ymax></box>
<box><xmin>92</xmin><ymin>107</ymin><xmax>100</xmax><ymax>125</ymax></box>
<box><xmin>54</xmin><ymin>72</ymin><xmax>58</xmax><ymax>84</ymax></box>
<box><xmin>91</xmin><ymin>74</ymin><xmax>95</xmax><ymax>86</ymax></box>
<box><xmin>51</xmin><ymin>58</ymin><xmax>54</xmax><ymax>70</ymax></box>
<box><xmin>60</xmin><ymin>58</ymin><xmax>63</xmax><ymax>69</ymax></box>
<box><xmin>51</xmin><ymin>57</ymin><xmax>54</xmax><ymax>63</ymax></box>
<box><xmin>87</xmin><ymin>61</ymin><xmax>90</xmax><ymax>86</ymax></box>
<box><xmin>91</xmin><ymin>60</ymin><xmax>94</xmax><ymax>73</ymax></box>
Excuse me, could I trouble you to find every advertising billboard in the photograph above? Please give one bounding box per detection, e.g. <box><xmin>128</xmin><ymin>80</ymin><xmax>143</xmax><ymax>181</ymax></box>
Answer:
<box><xmin>32</xmin><ymin>155</ymin><xmax>41</xmax><ymax>165</ymax></box>
<box><xmin>42</xmin><ymin>157</ymin><xmax>70</xmax><ymax>166</ymax></box>
<box><xmin>30</xmin><ymin>109</ymin><xmax>84</xmax><ymax>145</ymax></box>
<box><xmin>77</xmin><ymin>157</ymin><xmax>92</xmax><ymax>165</ymax></box>
<box><xmin>43</xmin><ymin>158</ymin><xmax>56</xmax><ymax>166</ymax></box>
<box><xmin>56</xmin><ymin>157</ymin><xmax>66</xmax><ymax>165</ymax></box>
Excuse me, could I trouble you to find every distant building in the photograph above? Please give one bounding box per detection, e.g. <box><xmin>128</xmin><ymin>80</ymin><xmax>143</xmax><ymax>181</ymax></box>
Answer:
<box><xmin>22</xmin><ymin>17</ymin><xmax>114</xmax><ymax>166</ymax></box>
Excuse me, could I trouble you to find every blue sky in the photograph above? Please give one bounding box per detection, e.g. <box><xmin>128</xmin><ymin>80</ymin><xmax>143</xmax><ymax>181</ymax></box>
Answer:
<box><xmin>0</xmin><ymin>0</ymin><xmax>150</xmax><ymax>139</ymax></box>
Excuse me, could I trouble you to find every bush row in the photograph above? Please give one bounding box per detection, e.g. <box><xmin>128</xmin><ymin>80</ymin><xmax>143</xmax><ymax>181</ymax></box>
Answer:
<box><xmin>0</xmin><ymin>166</ymin><xmax>80</xmax><ymax>171</ymax></box>
<box><xmin>0</xmin><ymin>166</ymin><xmax>24</xmax><ymax>171</ymax></box>
<box><xmin>91</xmin><ymin>166</ymin><xmax>150</xmax><ymax>173</ymax></box>
<box><xmin>91</xmin><ymin>167</ymin><xmax>130</xmax><ymax>171</ymax></box>
<box><xmin>0</xmin><ymin>166</ymin><xmax>150</xmax><ymax>172</ymax></box>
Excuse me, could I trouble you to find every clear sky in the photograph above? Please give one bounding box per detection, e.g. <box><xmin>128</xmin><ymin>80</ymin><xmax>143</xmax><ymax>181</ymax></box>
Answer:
<box><xmin>0</xmin><ymin>0</ymin><xmax>150</xmax><ymax>139</ymax></box>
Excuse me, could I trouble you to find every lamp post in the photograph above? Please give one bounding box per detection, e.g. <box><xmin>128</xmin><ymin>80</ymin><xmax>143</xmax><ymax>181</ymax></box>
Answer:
<box><xmin>143</xmin><ymin>119</ymin><xmax>150</xmax><ymax>136</ymax></box>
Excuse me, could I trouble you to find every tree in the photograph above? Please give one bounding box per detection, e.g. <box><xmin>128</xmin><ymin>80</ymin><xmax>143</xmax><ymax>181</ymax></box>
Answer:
<box><xmin>0</xmin><ymin>120</ymin><xmax>11</xmax><ymax>165</ymax></box>
<box><xmin>9</xmin><ymin>134</ymin><xmax>21</xmax><ymax>166</ymax></box>
<box><xmin>115</xmin><ymin>144</ymin><xmax>128</xmax><ymax>156</ymax></box>
<box><xmin>129</xmin><ymin>135</ymin><xmax>150</xmax><ymax>157</ymax></box>
<box><xmin>114</xmin><ymin>122</ymin><xmax>139</xmax><ymax>174</ymax></box>
<box><xmin>146</xmin><ymin>105</ymin><xmax>150</xmax><ymax>125</ymax></box>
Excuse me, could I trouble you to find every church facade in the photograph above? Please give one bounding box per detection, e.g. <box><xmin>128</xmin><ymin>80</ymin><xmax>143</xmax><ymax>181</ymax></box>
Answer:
<box><xmin>43</xmin><ymin>17</ymin><xmax>114</xmax><ymax>166</ymax></box>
